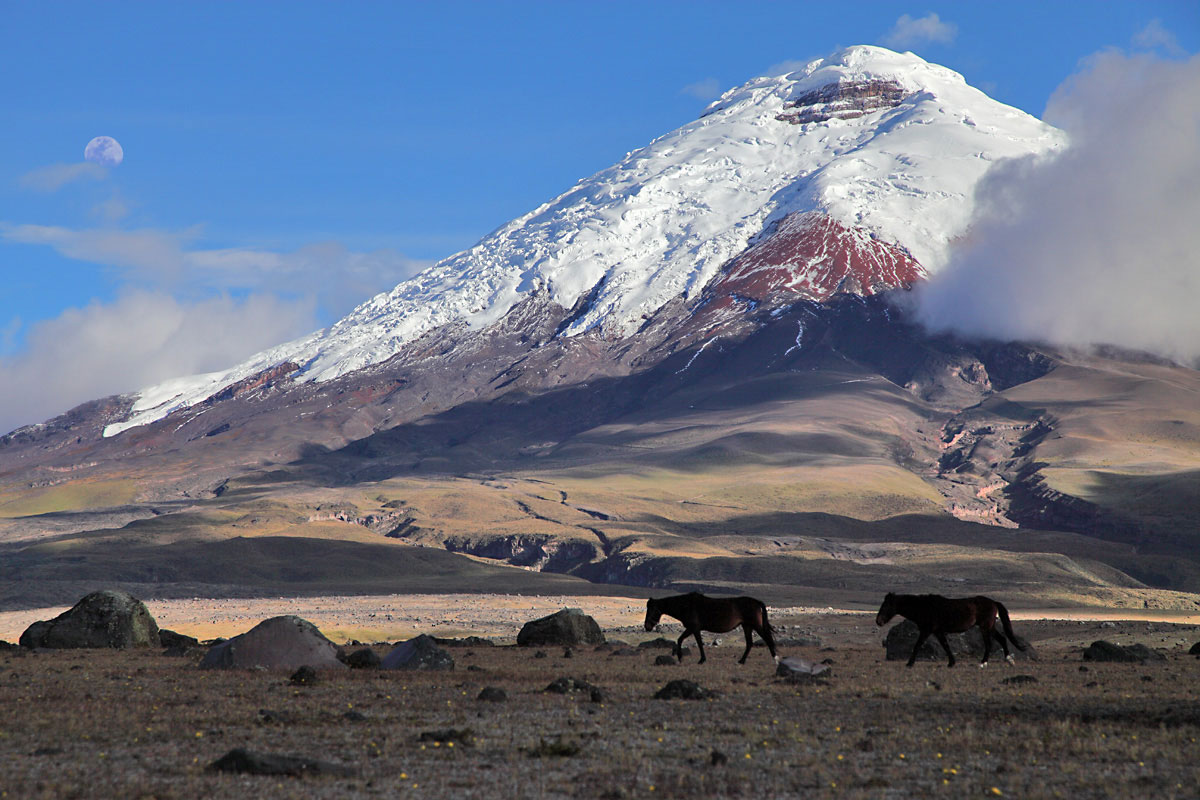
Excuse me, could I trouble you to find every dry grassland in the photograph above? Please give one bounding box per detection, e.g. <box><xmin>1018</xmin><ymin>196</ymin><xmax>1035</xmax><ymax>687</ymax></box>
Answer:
<box><xmin>3</xmin><ymin>612</ymin><xmax>1199</xmax><ymax>799</ymax></box>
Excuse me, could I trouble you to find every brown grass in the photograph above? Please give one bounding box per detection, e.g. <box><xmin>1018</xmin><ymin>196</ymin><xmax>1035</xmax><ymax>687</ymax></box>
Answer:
<box><xmin>2</xmin><ymin>615</ymin><xmax>1199</xmax><ymax>799</ymax></box>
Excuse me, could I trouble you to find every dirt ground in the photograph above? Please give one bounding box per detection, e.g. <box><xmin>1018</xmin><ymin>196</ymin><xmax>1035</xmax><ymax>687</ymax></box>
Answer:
<box><xmin>2</xmin><ymin>603</ymin><xmax>1199</xmax><ymax>799</ymax></box>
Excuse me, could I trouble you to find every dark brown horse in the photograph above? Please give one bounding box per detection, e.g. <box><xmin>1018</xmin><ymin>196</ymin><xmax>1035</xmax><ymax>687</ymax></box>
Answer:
<box><xmin>644</xmin><ymin>592</ymin><xmax>777</xmax><ymax>664</ymax></box>
<box><xmin>876</xmin><ymin>592</ymin><xmax>1026</xmax><ymax>668</ymax></box>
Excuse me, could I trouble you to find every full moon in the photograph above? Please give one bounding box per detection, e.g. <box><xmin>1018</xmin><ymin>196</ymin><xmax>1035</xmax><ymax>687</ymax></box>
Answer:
<box><xmin>84</xmin><ymin>136</ymin><xmax>124</xmax><ymax>166</ymax></box>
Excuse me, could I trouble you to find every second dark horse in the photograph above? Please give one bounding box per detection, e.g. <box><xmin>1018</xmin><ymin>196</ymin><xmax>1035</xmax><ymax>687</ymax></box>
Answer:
<box><xmin>876</xmin><ymin>592</ymin><xmax>1026</xmax><ymax>667</ymax></box>
<box><xmin>644</xmin><ymin>592</ymin><xmax>777</xmax><ymax>664</ymax></box>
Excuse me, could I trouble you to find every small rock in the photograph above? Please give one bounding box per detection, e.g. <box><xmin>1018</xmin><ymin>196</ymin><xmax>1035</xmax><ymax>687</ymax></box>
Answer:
<box><xmin>654</xmin><ymin>679</ymin><xmax>718</xmax><ymax>700</ymax></box>
<box><xmin>534</xmin><ymin>650</ymin><xmax>547</xmax><ymax>659</ymax></box>
<box><xmin>654</xmin><ymin>655</ymin><xmax>676</xmax><ymax>666</ymax></box>
<box><xmin>419</xmin><ymin>728</ymin><xmax>475</xmax><ymax>746</ymax></box>
<box><xmin>544</xmin><ymin>676</ymin><xmax>600</xmax><ymax>695</ymax></box>
<box><xmin>289</xmin><ymin>665</ymin><xmax>318</xmax><ymax>686</ymax></box>
<box><xmin>477</xmin><ymin>686</ymin><xmax>507</xmax><ymax>702</ymax></box>
<box><xmin>208</xmin><ymin>747</ymin><xmax>355</xmax><ymax>777</ymax></box>
<box><xmin>710</xmin><ymin>748</ymin><xmax>728</xmax><ymax>766</ymax></box>
<box><xmin>775</xmin><ymin>657</ymin><xmax>830</xmax><ymax>683</ymax></box>
<box><xmin>1082</xmin><ymin>640</ymin><xmax>1165</xmax><ymax>663</ymax></box>
<box><xmin>343</xmin><ymin>710</ymin><xmax>367</xmax><ymax>722</ymax></box>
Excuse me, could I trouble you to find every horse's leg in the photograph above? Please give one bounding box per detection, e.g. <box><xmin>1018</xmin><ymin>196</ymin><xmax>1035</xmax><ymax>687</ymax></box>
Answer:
<box><xmin>738</xmin><ymin>623</ymin><xmax>754</xmax><ymax>664</ymax></box>
<box><xmin>693</xmin><ymin>630</ymin><xmax>707</xmax><ymax>664</ymax></box>
<box><xmin>674</xmin><ymin>629</ymin><xmax>691</xmax><ymax>662</ymax></box>
<box><xmin>934</xmin><ymin>631</ymin><xmax>956</xmax><ymax>668</ymax></box>
<box><xmin>907</xmin><ymin>630</ymin><xmax>932</xmax><ymax>667</ymax></box>
<box><xmin>980</xmin><ymin>624</ymin><xmax>993</xmax><ymax>666</ymax></box>
<box><xmin>992</xmin><ymin>628</ymin><xmax>1014</xmax><ymax>663</ymax></box>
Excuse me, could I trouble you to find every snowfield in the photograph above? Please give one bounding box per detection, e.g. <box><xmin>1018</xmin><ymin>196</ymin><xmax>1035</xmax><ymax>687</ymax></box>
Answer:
<box><xmin>105</xmin><ymin>45</ymin><xmax>1062</xmax><ymax>437</ymax></box>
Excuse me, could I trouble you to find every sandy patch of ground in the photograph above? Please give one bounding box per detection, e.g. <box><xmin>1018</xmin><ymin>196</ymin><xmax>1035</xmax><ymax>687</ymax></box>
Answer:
<box><xmin>4</xmin><ymin>592</ymin><xmax>1200</xmax><ymax>645</ymax></box>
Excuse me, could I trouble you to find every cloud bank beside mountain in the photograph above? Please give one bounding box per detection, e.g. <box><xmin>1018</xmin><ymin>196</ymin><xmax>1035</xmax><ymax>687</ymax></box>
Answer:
<box><xmin>0</xmin><ymin>291</ymin><xmax>316</xmax><ymax>434</ymax></box>
<box><xmin>913</xmin><ymin>50</ymin><xmax>1200</xmax><ymax>366</ymax></box>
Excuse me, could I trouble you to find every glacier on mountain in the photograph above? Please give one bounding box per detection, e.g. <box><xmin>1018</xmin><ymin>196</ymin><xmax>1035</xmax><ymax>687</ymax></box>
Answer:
<box><xmin>105</xmin><ymin>45</ymin><xmax>1062</xmax><ymax>437</ymax></box>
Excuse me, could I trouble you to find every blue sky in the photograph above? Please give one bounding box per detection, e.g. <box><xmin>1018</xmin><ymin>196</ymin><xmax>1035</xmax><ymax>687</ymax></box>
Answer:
<box><xmin>1</xmin><ymin>2</ymin><xmax>1197</xmax><ymax>432</ymax></box>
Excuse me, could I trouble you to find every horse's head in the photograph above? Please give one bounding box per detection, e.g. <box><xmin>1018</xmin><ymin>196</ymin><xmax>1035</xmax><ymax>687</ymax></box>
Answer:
<box><xmin>644</xmin><ymin>598</ymin><xmax>663</xmax><ymax>631</ymax></box>
<box><xmin>876</xmin><ymin>592</ymin><xmax>898</xmax><ymax>626</ymax></box>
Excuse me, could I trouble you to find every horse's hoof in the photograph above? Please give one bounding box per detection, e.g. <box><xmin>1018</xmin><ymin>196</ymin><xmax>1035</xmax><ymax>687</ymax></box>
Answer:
<box><xmin>979</xmin><ymin>662</ymin><xmax>989</xmax><ymax>669</ymax></box>
<box><xmin>1006</xmin><ymin>654</ymin><xmax>1015</xmax><ymax>665</ymax></box>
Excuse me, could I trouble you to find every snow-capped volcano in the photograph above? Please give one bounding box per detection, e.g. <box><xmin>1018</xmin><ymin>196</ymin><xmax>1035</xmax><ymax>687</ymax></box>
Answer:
<box><xmin>104</xmin><ymin>45</ymin><xmax>1061</xmax><ymax>437</ymax></box>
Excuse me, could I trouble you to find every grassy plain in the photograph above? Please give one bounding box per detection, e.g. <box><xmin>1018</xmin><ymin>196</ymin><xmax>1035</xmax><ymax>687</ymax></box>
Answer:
<box><xmin>2</xmin><ymin>612</ymin><xmax>1199</xmax><ymax>799</ymax></box>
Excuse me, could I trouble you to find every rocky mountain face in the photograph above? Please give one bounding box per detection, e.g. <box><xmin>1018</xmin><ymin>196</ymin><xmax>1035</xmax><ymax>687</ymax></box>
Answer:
<box><xmin>2</xmin><ymin>47</ymin><xmax>1197</xmax><ymax>608</ymax></box>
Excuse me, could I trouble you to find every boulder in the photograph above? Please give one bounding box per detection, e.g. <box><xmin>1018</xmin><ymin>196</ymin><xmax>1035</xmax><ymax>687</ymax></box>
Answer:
<box><xmin>343</xmin><ymin>647</ymin><xmax>382</xmax><ymax>669</ymax></box>
<box><xmin>381</xmin><ymin>634</ymin><xmax>454</xmax><ymax>671</ymax></box>
<box><xmin>19</xmin><ymin>590</ymin><xmax>159</xmax><ymax>650</ymax></box>
<box><xmin>775</xmin><ymin>657</ymin><xmax>831</xmax><ymax>683</ymax></box>
<box><xmin>199</xmin><ymin>616</ymin><xmax>346</xmax><ymax>671</ymax></box>
<box><xmin>517</xmin><ymin>608</ymin><xmax>605</xmax><ymax>647</ymax></box>
<box><xmin>1188</xmin><ymin>641</ymin><xmax>1200</xmax><ymax>656</ymax></box>
<box><xmin>883</xmin><ymin>620</ymin><xmax>1035</xmax><ymax>663</ymax></box>
<box><xmin>1082</xmin><ymin>640</ymin><xmax>1166</xmax><ymax>663</ymax></box>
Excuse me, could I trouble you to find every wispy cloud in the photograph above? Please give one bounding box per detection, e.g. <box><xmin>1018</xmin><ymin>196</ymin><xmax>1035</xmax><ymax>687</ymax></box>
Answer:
<box><xmin>766</xmin><ymin>59</ymin><xmax>812</xmax><ymax>77</ymax></box>
<box><xmin>0</xmin><ymin>290</ymin><xmax>316</xmax><ymax>434</ymax></box>
<box><xmin>881</xmin><ymin>13</ymin><xmax>958</xmax><ymax>49</ymax></box>
<box><xmin>19</xmin><ymin>162</ymin><xmax>108</xmax><ymax>192</ymax></box>
<box><xmin>1133</xmin><ymin>18</ymin><xmax>1186</xmax><ymax>58</ymax></box>
<box><xmin>912</xmin><ymin>51</ymin><xmax>1200</xmax><ymax>366</ymax></box>
<box><xmin>681</xmin><ymin>78</ymin><xmax>721</xmax><ymax>101</ymax></box>
<box><xmin>0</xmin><ymin>223</ymin><xmax>430</xmax><ymax>321</ymax></box>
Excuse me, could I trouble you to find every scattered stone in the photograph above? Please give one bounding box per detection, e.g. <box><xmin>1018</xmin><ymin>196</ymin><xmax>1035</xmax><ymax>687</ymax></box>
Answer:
<box><xmin>1099</xmin><ymin>621</ymin><xmax>1117</xmax><ymax>629</ymax></box>
<box><xmin>419</xmin><ymin>728</ymin><xmax>476</xmax><ymax>746</ymax></box>
<box><xmin>1082</xmin><ymin>641</ymin><xmax>1166</xmax><ymax>663</ymax></box>
<box><xmin>534</xmin><ymin>651</ymin><xmax>547</xmax><ymax>659</ymax></box>
<box><xmin>467</xmin><ymin>664</ymin><xmax>487</xmax><ymax>672</ymax></box>
<box><xmin>381</xmin><ymin>635</ymin><xmax>454</xmax><ymax>671</ymax></box>
<box><xmin>638</xmin><ymin>637</ymin><xmax>676</xmax><ymax>650</ymax></box>
<box><xmin>200</xmin><ymin>616</ymin><xmax>346</xmax><ymax>671</ymax></box>
<box><xmin>517</xmin><ymin>608</ymin><xmax>605</xmax><ymax>647</ymax></box>
<box><xmin>710</xmin><ymin>748</ymin><xmax>728</xmax><ymax>766</ymax></box>
<box><xmin>544</xmin><ymin>676</ymin><xmax>600</xmax><ymax>695</ymax></box>
<box><xmin>208</xmin><ymin>747</ymin><xmax>355</xmax><ymax>777</ymax></box>
<box><xmin>1189</xmin><ymin>642</ymin><xmax>1200</xmax><ymax>656</ymax></box>
<box><xmin>775</xmin><ymin>657</ymin><xmax>831</xmax><ymax>683</ymax></box>
<box><xmin>0</xmin><ymin>640</ymin><xmax>17</xmax><ymax>651</ymax></box>
<box><xmin>654</xmin><ymin>655</ymin><xmax>677</xmax><ymax>666</ymax></box>
<box><xmin>1002</xmin><ymin>674</ymin><xmax>1038</xmax><ymax>685</ymax></box>
<box><xmin>774</xmin><ymin>633</ymin><xmax>822</xmax><ymax>648</ymax></box>
<box><xmin>477</xmin><ymin>686</ymin><xmax>507</xmax><ymax>702</ymax></box>
<box><xmin>883</xmin><ymin>620</ymin><xmax>1035</xmax><ymax>663</ymax></box>
<box><xmin>589</xmin><ymin>687</ymin><xmax>605</xmax><ymax>704</ymax></box>
<box><xmin>343</xmin><ymin>710</ymin><xmax>367</xmax><ymax>722</ymax></box>
<box><xmin>289</xmin><ymin>665</ymin><xmax>318</xmax><ymax>686</ymax></box>
<box><xmin>654</xmin><ymin>679</ymin><xmax>719</xmax><ymax>700</ymax></box>
<box><xmin>256</xmin><ymin>708</ymin><xmax>297</xmax><ymax>726</ymax></box>
<box><xmin>609</xmin><ymin>647</ymin><xmax>638</xmax><ymax>657</ymax></box>
<box><xmin>344</xmin><ymin>647</ymin><xmax>382</xmax><ymax>669</ymax></box>
<box><xmin>19</xmin><ymin>590</ymin><xmax>160</xmax><ymax>650</ymax></box>
<box><xmin>563</xmin><ymin>647</ymin><xmax>574</xmax><ymax>659</ymax></box>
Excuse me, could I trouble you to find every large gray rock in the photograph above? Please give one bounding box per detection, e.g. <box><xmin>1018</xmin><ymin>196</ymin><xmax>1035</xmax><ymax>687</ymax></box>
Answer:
<box><xmin>883</xmin><ymin>620</ymin><xmax>1035</xmax><ymax>663</ymax></box>
<box><xmin>1082</xmin><ymin>640</ymin><xmax>1166</xmax><ymax>663</ymax></box>
<box><xmin>381</xmin><ymin>634</ymin><xmax>454</xmax><ymax>671</ymax></box>
<box><xmin>776</xmin><ymin>657</ymin><xmax>831</xmax><ymax>683</ymax></box>
<box><xmin>517</xmin><ymin>608</ymin><xmax>605</xmax><ymax>647</ymax></box>
<box><xmin>199</xmin><ymin>616</ymin><xmax>346</xmax><ymax>670</ymax></box>
<box><xmin>19</xmin><ymin>590</ymin><xmax>160</xmax><ymax>649</ymax></box>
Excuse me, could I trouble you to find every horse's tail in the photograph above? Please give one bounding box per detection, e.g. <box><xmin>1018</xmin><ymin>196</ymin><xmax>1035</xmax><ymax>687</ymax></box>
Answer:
<box><xmin>996</xmin><ymin>601</ymin><xmax>1025</xmax><ymax>651</ymax></box>
<box><xmin>758</xmin><ymin>601</ymin><xmax>779</xmax><ymax>657</ymax></box>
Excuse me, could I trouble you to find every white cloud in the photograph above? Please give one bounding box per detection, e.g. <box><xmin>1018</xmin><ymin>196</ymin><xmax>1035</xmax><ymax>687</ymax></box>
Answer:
<box><xmin>912</xmin><ymin>51</ymin><xmax>1200</xmax><ymax>366</ymax></box>
<box><xmin>0</xmin><ymin>291</ymin><xmax>317</xmax><ymax>434</ymax></box>
<box><xmin>881</xmin><ymin>13</ymin><xmax>958</xmax><ymax>49</ymax></box>
<box><xmin>19</xmin><ymin>162</ymin><xmax>108</xmax><ymax>192</ymax></box>
<box><xmin>0</xmin><ymin>223</ymin><xmax>430</xmax><ymax>320</ymax></box>
<box><xmin>681</xmin><ymin>78</ymin><xmax>721</xmax><ymax>101</ymax></box>
<box><xmin>1133</xmin><ymin>18</ymin><xmax>1185</xmax><ymax>57</ymax></box>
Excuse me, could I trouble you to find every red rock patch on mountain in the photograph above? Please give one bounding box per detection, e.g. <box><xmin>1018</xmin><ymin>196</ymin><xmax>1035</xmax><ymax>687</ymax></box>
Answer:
<box><xmin>703</xmin><ymin>211</ymin><xmax>925</xmax><ymax>311</ymax></box>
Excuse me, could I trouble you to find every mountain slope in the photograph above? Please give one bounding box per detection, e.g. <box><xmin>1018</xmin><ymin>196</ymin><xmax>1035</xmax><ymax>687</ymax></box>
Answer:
<box><xmin>102</xmin><ymin>45</ymin><xmax>1060</xmax><ymax>437</ymax></box>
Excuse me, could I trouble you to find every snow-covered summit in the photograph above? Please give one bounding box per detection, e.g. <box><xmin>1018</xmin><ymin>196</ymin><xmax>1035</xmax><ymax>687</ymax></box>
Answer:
<box><xmin>104</xmin><ymin>45</ymin><xmax>1062</xmax><ymax>437</ymax></box>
